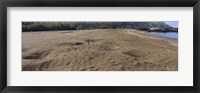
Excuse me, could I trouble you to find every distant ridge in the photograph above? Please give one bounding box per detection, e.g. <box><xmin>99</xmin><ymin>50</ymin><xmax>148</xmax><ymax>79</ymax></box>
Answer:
<box><xmin>65</xmin><ymin>22</ymin><xmax>172</xmax><ymax>28</ymax></box>
<box><xmin>22</xmin><ymin>22</ymin><xmax>173</xmax><ymax>32</ymax></box>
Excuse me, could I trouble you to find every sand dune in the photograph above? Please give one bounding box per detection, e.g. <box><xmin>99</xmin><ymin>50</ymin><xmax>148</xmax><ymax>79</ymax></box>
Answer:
<box><xmin>22</xmin><ymin>29</ymin><xmax>178</xmax><ymax>71</ymax></box>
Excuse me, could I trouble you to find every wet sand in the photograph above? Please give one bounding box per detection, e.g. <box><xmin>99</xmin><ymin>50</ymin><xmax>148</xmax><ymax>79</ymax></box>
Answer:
<box><xmin>22</xmin><ymin>29</ymin><xmax>178</xmax><ymax>71</ymax></box>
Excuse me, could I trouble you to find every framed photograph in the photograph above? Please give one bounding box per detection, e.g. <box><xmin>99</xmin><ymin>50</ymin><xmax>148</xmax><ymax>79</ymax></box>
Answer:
<box><xmin>0</xmin><ymin>0</ymin><xmax>199</xmax><ymax>93</ymax></box>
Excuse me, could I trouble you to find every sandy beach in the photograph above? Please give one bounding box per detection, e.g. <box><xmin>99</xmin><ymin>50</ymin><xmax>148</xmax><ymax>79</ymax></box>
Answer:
<box><xmin>22</xmin><ymin>29</ymin><xmax>178</xmax><ymax>71</ymax></box>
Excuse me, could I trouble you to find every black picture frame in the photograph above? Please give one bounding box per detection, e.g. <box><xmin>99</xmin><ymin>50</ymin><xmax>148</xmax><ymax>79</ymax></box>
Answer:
<box><xmin>0</xmin><ymin>0</ymin><xmax>199</xmax><ymax>93</ymax></box>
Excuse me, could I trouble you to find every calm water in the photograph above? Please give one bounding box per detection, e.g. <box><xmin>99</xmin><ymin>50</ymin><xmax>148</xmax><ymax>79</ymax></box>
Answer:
<box><xmin>146</xmin><ymin>32</ymin><xmax>178</xmax><ymax>39</ymax></box>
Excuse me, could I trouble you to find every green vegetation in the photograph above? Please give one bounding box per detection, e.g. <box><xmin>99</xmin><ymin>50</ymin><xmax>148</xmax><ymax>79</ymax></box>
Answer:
<box><xmin>22</xmin><ymin>22</ymin><xmax>76</xmax><ymax>32</ymax></box>
<box><xmin>22</xmin><ymin>22</ymin><xmax>177</xmax><ymax>32</ymax></box>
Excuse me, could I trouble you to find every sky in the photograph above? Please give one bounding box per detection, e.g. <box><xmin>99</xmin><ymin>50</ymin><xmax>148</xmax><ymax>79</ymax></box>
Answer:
<box><xmin>164</xmin><ymin>22</ymin><xmax>178</xmax><ymax>28</ymax></box>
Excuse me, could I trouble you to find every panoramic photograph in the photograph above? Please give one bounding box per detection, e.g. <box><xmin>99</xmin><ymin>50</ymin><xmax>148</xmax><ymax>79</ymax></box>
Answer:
<box><xmin>22</xmin><ymin>21</ymin><xmax>178</xmax><ymax>71</ymax></box>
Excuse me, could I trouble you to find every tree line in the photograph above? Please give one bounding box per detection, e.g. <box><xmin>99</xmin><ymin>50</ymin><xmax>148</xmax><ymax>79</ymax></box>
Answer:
<box><xmin>22</xmin><ymin>22</ymin><xmax>177</xmax><ymax>32</ymax></box>
<box><xmin>22</xmin><ymin>22</ymin><xmax>77</xmax><ymax>32</ymax></box>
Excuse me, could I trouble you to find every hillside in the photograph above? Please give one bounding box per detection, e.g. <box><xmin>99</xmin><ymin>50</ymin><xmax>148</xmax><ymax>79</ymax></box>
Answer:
<box><xmin>74</xmin><ymin>22</ymin><xmax>172</xmax><ymax>28</ymax></box>
<box><xmin>22</xmin><ymin>22</ymin><xmax>172</xmax><ymax>32</ymax></box>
